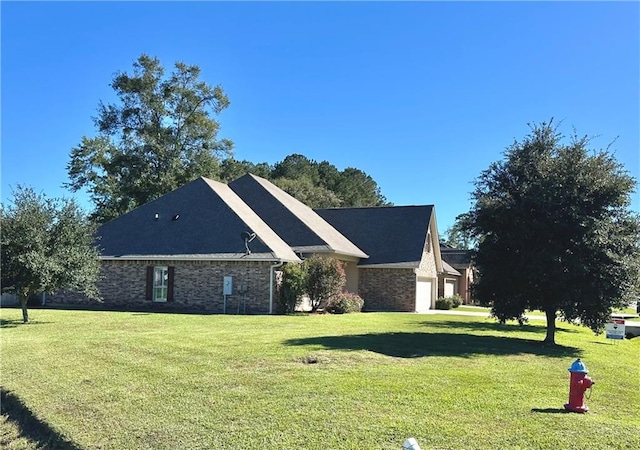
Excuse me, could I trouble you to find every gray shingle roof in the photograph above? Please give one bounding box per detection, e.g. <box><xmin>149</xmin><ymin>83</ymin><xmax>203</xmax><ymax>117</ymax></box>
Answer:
<box><xmin>440</xmin><ymin>247</ymin><xmax>472</xmax><ymax>269</ymax></box>
<box><xmin>229</xmin><ymin>174</ymin><xmax>368</xmax><ymax>259</ymax></box>
<box><xmin>441</xmin><ymin>260</ymin><xmax>461</xmax><ymax>276</ymax></box>
<box><xmin>315</xmin><ymin>205</ymin><xmax>434</xmax><ymax>266</ymax></box>
<box><xmin>96</xmin><ymin>177</ymin><xmax>299</xmax><ymax>262</ymax></box>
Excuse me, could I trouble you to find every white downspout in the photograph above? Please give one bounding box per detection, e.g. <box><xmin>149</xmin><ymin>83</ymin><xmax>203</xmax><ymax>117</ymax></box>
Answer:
<box><xmin>269</xmin><ymin>261</ymin><xmax>284</xmax><ymax>314</ymax></box>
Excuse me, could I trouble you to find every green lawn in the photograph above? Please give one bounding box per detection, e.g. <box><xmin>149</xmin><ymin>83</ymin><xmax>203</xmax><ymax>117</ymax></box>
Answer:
<box><xmin>1</xmin><ymin>308</ymin><xmax>638</xmax><ymax>449</ymax></box>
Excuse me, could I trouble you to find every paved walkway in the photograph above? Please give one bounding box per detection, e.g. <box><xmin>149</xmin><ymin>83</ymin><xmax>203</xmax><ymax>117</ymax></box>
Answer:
<box><xmin>421</xmin><ymin>309</ymin><xmax>494</xmax><ymax>318</ymax></box>
<box><xmin>422</xmin><ymin>308</ymin><xmax>547</xmax><ymax>320</ymax></box>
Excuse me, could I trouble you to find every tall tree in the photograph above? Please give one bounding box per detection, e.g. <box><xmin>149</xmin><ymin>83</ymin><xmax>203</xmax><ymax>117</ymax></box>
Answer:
<box><xmin>269</xmin><ymin>153</ymin><xmax>389</xmax><ymax>207</ymax></box>
<box><xmin>1</xmin><ymin>187</ymin><xmax>101</xmax><ymax>323</ymax></box>
<box><xmin>66</xmin><ymin>54</ymin><xmax>233</xmax><ymax>223</ymax></box>
<box><xmin>465</xmin><ymin>121</ymin><xmax>640</xmax><ymax>344</ymax></box>
<box><xmin>219</xmin><ymin>158</ymin><xmax>271</xmax><ymax>182</ymax></box>
<box><xmin>273</xmin><ymin>177</ymin><xmax>342</xmax><ymax>208</ymax></box>
<box><xmin>271</xmin><ymin>154</ymin><xmax>318</xmax><ymax>182</ymax></box>
<box><xmin>444</xmin><ymin>213</ymin><xmax>477</xmax><ymax>250</ymax></box>
<box><xmin>333</xmin><ymin>167</ymin><xmax>388</xmax><ymax>207</ymax></box>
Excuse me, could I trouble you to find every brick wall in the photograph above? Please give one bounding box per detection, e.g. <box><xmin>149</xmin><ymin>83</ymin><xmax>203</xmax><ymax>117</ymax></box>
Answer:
<box><xmin>357</xmin><ymin>238</ymin><xmax>439</xmax><ymax>312</ymax></box>
<box><xmin>50</xmin><ymin>259</ymin><xmax>277</xmax><ymax>314</ymax></box>
<box><xmin>358</xmin><ymin>268</ymin><xmax>417</xmax><ymax>312</ymax></box>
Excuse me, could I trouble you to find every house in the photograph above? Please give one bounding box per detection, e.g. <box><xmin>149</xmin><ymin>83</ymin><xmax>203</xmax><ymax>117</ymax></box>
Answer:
<box><xmin>228</xmin><ymin>173</ymin><xmax>369</xmax><ymax>294</ymax></box>
<box><xmin>438</xmin><ymin>260</ymin><xmax>462</xmax><ymax>299</ymax></box>
<box><xmin>438</xmin><ymin>244</ymin><xmax>475</xmax><ymax>304</ymax></box>
<box><xmin>315</xmin><ymin>206</ymin><xmax>441</xmax><ymax>312</ymax></box>
<box><xmin>50</xmin><ymin>173</ymin><xmax>447</xmax><ymax>313</ymax></box>
<box><xmin>51</xmin><ymin>176</ymin><xmax>300</xmax><ymax>314</ymax></box>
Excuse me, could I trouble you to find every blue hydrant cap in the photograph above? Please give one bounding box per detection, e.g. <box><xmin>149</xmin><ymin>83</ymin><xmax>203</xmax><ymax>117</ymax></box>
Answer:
<box><xmin>568</xmin><ymin>358</ymin><xmax>589</xmax><ymax>373</ymax></box>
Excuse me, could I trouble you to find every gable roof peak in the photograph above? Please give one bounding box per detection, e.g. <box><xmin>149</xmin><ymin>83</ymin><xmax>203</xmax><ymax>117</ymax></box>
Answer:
<box><xmin>228</xmin><ymin>173</ymin><xmax>368</xmax><ymax>259</ymax></box>
<box><xmin>95</xmin><ymin>174</ymin><xmax>299</xmax><ymax>261</ymax></box>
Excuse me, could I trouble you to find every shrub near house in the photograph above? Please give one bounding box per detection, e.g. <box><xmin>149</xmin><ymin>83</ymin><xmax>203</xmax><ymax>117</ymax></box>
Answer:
<box><xmin>277</xmin><ymin>257</ymin><xmax>365</xmax><ymax>314</ymax></box>
<box><xmin>327</xmin><ymin>292</ymin><xmax>365</xmax><ymax>314</ymax></box>
<box><xmin>305</xmin><ymin>255</ymin><xmax>346</xmax><ymax>312</ymax></box>
<box><xmin>436</xmin><ymin>295</ymin><xmax>463</xmax><ymax>310</ymax></box>
<box><xmin>277</xmin><ymin>263</ymin><xmax>308</xmax><ymax>314</ymax></box>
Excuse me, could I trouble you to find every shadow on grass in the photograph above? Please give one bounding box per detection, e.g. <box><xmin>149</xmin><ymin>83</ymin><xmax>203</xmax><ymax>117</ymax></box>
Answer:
<box><xmin>531</xmin><ymin>408</ymin><xmax>572</xmax><ymax>414</ymax></box>
<box><xmin>0</xmin><ymin>319</ymin><xmax>23</xmax><ymax>329</ymax></box>
<box><xmin>0</xmin><ymin>389</ymin><xmax>82</xmax><ymax>450</ymax></box>
<box><xmin>24</xmin><ymin>303</ymin><xmax>218</xmax><ymax>315</ymax></box>
<box><xmin>0</xmin><ymin>319</ymin><xmax>52</xmax><ymax>328</ymax></box>
<box><xmin>418</xmin><ymin>319</ymin><xmax>581</xmax><ymax>335</ymax></box>
<box><xmin>285</xmin><ymin>331</ymin><xmax>580</xmax><ymax>358</ymax></box>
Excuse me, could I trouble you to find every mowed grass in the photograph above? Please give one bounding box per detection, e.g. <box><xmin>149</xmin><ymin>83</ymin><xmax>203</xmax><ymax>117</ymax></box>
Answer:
<box><xmin>1</xmin><ymin>308</ymin><xmax>639</xmax><ymax>449</ymax></box>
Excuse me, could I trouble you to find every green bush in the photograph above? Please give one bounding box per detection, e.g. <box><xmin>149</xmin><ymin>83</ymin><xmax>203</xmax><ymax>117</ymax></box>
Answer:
<box><xmin>435</xmin><ymin>297</ymin><xmax>453</xmax><ymax>310</ymax></box>
<box><xmin>436</xmin><ymin>295</ymin><xmax>463</xmax><ymax>310</ymax></box>
<box><xmin>450</xmin><ymin>294</ymin><xmax>463</xmax><ymax>308</ymax></box>
<box><xmin>327</xmin><ymin>292</ymin><xmax>364</xmax><ymax>314</ymax></box>
<box><xmin>276</xmin><ymin>263</ymin><xmax>308</xmax><ymax>314</ymax></box>
<box><xmin>305</xmin><ymin>256</ymin><xmax>346</xmax><ymax>312</ymax></box>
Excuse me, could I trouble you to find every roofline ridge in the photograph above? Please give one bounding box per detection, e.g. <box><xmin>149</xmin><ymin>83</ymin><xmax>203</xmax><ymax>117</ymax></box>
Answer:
<box><xmin>239</xmin><ymin>174</ymin><xmax>369</xmax><ymax>259</ymax></box>
<box><xmin>315</xmin><ymin>204</ymin><xmax>435</xmax><ymax>211</ymax></box>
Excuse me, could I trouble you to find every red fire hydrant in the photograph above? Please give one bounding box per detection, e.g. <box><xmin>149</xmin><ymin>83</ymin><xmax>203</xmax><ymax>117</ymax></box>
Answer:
<box><xmin>564</xmin><ymin>358</ymin><xmax>594</xmax><ymax>413</ymax></box>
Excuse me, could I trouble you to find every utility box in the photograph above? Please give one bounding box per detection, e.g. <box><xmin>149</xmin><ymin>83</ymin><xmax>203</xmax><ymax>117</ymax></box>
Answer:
<box><xmin>223</xmin><ymin>276</ymin><xmax>233</xmax><ymax>295</ymax></box>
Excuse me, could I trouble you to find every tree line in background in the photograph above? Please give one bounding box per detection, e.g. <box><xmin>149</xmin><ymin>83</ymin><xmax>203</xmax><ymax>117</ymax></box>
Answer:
<box><xmin>219</xmin><ymin>154</ymin><xmax>389</xmax><ymax>210</ymax></box>
<box><xmin>66</xmin><ymin>54</ymin><xmax>388</xmax><ymax>224</ymax></box>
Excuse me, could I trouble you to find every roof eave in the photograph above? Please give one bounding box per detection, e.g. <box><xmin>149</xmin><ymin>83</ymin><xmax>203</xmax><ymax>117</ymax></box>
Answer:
<box><xmin>100</xmin><ymin>253</ymin><xmax>301</xmax><ymax>262</ymax></box>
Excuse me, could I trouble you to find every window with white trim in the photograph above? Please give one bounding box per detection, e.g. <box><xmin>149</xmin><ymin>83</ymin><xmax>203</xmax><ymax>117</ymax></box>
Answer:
<box><xmin>153</xmin><ymin>266</ymin><xmax>169</xmax><ymax>302</ymax></box>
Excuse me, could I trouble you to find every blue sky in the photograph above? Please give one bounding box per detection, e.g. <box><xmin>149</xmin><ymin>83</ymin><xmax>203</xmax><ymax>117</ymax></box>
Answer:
<box><xmin>2</xmin><ymin>1</ymin><xmax>638</xmax><ymax>232</ymax></box>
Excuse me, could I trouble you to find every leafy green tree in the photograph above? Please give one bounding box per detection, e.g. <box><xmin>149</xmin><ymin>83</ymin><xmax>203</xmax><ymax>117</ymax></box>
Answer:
<box><xmin>465</xmin><ymin>121</ymin><xmax>640</xmax><ymax>344</ymax></box>
<box><xmin>277</xmin><ymin>262</ymin><xmax>308</xmax><ymax>314</ymax></box>
<box><xmin>269</xmin><ymin>153</ymin><xmax>389</xmax><ymax>207</ymax></box>
<box><xmin>1</xmin><ymin>187</ymin><xmax>101</xmax><ymax>323</ymax></box>
<box><xmin>219</xmin><ymin>158</ymin><xmax>271</xmax><ymax>182</ymax></box>
<box><xmin>331</xmin><ymin>167</ymin><xmax>388</xmax><ymax>207</ymax></box>
<box><xmin>316</xmin><ymin>160</ymin><xmax>341</xmax><ymax>189</ymax></box>
<box><xmin>272</xmin><ymin>154</ymin><xmax>319</xmax><ymax>182</ymax></box>
<box><xmin>444</xmin><ymin>213</ymin><xmax>477</xmax><ymax>250</ymax></box>
<box><xmin>305</xmin><ymin>256</ymin><xmax>346</xmax><ymax>312</ymax></box>
<box><xmin>66</xmin><ymin>54</ymin><xmax>233</xmax><ymax>223</ymax></box>
<box><xmin>273</xmin><ymin>177</ymin><xmax>342</xmax><ymax>208</ymax></box>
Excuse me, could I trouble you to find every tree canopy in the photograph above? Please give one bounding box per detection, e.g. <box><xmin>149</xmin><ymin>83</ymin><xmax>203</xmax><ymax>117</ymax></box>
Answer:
<box><xmin>66</xmin><ymin>54</ymin><xmax>233</xmax><ymax>223</ymax></box>
<box><xmin>1</xmin><ymin>186</ymin><xmax>101</xmax><ymax>323</ymax></box>
<box><xmin>66</xmin><ymin>55</ymin><xmax>387</xmax><ymax>221</ymax></box>
<box><xmin>444</xmin><ymin>213</ymin><xmax>476</xmax><ymax>250</ymax></box>
<box><xmin>465</xmin><ymin>121</ymin><xmax>640</xmax><ymax>344</ymax></box>
<box><xmin>220</xmin><ymin>154</ymin><xmax>390</xmax><ymax>208</ymax></box>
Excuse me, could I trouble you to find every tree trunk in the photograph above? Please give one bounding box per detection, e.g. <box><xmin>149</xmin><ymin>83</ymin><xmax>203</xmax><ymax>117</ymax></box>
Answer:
<box><xmin>543</xmin><ymin>309</ymin><xmax>556</xmax><ymax>344</ymax></box>
<box><xmin>20</xmin><ymin>294</ymin><xmax>29</xmax><ymax>323</ymax></box>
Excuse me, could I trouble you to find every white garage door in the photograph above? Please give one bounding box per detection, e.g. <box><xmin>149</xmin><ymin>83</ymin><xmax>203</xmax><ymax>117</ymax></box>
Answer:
<box><xmin>415</xmin><ymin>278</ymin><xmax>432</xmax><ymax>312</ymax></box>
<box><xmin>444</xmin><ymin>279</ymin><xmax>456</xmax><ymax>298</ymax></box>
